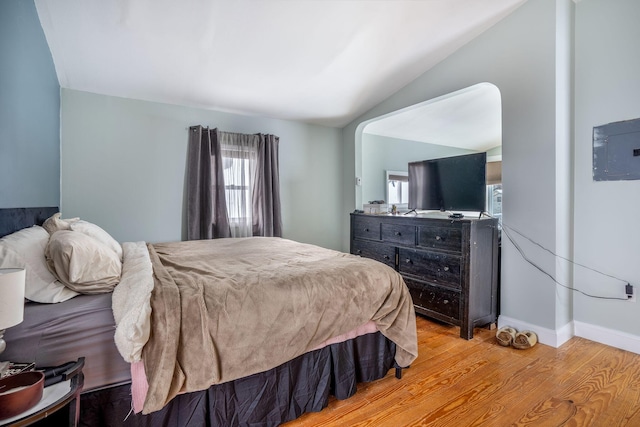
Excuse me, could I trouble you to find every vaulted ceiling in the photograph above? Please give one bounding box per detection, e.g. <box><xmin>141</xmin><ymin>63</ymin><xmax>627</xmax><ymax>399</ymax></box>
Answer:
<box><xmin>35</xmin><ymin>0</ymin><xmax>526</xmax><ymax>127</ymax></box>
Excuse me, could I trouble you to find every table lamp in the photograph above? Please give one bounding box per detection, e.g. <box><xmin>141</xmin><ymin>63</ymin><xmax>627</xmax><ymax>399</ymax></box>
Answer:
<box><xmin>0</xmin><ymin>268</ymin><xmax>26</xmax><ymax>355</ymax></box>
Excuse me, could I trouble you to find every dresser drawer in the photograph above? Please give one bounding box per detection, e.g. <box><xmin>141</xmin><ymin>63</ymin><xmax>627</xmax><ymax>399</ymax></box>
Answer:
<box><xmin>404</xmin><ymin>278</ymin><xmax>460</xmax><ymax>321</ymax></box>
<box><xmin>352</xmin><ymin>216</ymin><xmax>381</xmax><ymax>241</ymax></box>
<box><xmin>397</xmin><ymin>248</ymin><xmax>461</xmax><ymax>289</ymax></box>
<box><xmin>381</xmin><ymin>223</ymin><xmax>415</xmax><ymax>245</ymax></box>
<box><xmin>351</xmin><ymin>240</ymin><xmax>395</xmax><ymax>268</ymax></box>
<box><xmin>417</xmin><ymin>225</ymin><xmax>462</xmax><ymax>252</ymax></box>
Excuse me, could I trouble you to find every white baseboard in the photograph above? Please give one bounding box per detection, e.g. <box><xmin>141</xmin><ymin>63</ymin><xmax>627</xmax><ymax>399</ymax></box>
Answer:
<box><xmin>574</xmin><ymin>321</ymin><xmax>640</xmax><ymax>355</ymax></box>
<box><xmin>498</xmin><ymin>315</ymin><xmax>640</xmax><ymax>354</ymax></box>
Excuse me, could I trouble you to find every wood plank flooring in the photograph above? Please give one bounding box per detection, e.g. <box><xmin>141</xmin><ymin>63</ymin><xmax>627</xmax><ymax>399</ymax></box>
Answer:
<box><xmin>284</xmin><ymin>316</ymin><xmax>640</xmax><ymax>426</ymax></box>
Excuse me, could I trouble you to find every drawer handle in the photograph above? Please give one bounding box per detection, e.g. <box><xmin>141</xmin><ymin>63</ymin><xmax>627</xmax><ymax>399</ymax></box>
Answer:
<box><xmin>383</xmin><ymin>255</ymin><xmax>389</xmax><ymax>260</ymax></box>
<box><xmin>443</xmin><ymin>266</ymin><xmax>450</xmax><ymax>272</ymax></box>
<box><xmin>364</xmin><ymin>228</ymin><xmax>369</xmax><ymax>232</ymax></box>
<box><xmin>443</xmin><ymin>299</ymin><xmax>449</xmax><ymax>304</ymax></box>
<box><xmin>395</xmin><ymin>231</ymin><xmax>401</xmax><ymax>236</ymax></box>
<box><xmin>356</xmin><ymin>249</ymin><xmax>362</xmax><ymax>255</ymax></box>
<box><xmin>435</xmin><ymin>235</ymin><xmax>442</xmax><ymax>241</ymax></box>
<box><xmin>405</xmin><ymin>258</ymin><xmax>412</xmax><ymax>264</ymax></box>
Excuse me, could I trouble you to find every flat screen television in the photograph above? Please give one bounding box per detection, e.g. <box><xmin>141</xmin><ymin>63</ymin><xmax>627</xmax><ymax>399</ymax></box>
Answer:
<box><xmin>408</xmin><ymin>152</ymin><xmax>487</xmax><ymax>212</ymax></box>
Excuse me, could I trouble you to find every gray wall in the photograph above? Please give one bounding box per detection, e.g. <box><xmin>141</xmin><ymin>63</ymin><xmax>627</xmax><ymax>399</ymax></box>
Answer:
<box><xmin>344</xmin><ymin>0</ymin><xmax>640</xmax><ymax>349</ymax></box>
<box><xmin>361</xmin><ymin>133</ymin><xmax>473</xmax><ymax>204</ymax></box>
<box><xmin>0</xmin><ymin>0</ymin><xmax>60</xmax><ymax>208</ymax></box>
<box><xmin>60</xmin><ymin>89</ymin><xmax>344</xmax><ymax>250</ymax></box>
<box><xmin>573</xmin><ymin>0</ymin><xmax>640</xmax><ymax>336</ymax></box>
<box><xmin>343</xmin><ymin>0</ymin><xmax>565</xmax><ymax>333</ymax></box>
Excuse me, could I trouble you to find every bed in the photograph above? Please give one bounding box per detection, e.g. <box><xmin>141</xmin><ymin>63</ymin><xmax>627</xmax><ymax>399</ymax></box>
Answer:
<box><xmin>0</xmin><ymin>207</ymin><xmax>418</xmax><ymax>426</ymax></box>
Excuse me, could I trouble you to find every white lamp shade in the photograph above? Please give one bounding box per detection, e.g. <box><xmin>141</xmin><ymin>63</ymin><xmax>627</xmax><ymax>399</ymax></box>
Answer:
<box><xmin>0</xmin><ymin>268</ymin><xmax>26</xmax><ymax>330</ymax></box>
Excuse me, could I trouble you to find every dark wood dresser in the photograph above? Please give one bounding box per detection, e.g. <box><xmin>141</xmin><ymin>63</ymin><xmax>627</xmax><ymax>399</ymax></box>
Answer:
<box><xmin>350</xmin><ymin>213</ymin><xmax>499</xmax><ymax>339</ymax></box>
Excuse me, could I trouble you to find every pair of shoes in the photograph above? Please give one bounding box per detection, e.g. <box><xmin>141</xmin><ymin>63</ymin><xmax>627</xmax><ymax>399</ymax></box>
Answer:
<box><xmin>496</xmin><ymin>326</ymin><xmax>538</xmax><ymax>349</ymax></box>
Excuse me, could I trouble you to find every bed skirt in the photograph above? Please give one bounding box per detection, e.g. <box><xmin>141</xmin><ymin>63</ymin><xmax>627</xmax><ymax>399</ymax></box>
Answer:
<box><xmin>79</xmin><ymin>331</ymin><xmax>397</xmax><ymax>426</ymax></box>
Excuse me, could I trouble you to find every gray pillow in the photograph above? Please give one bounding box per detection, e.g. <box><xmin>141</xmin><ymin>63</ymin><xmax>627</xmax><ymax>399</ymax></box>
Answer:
<box><xmin>46</xmin><ymin>230</ymin><xmax>121</xmax><ymax>294</ymax></box>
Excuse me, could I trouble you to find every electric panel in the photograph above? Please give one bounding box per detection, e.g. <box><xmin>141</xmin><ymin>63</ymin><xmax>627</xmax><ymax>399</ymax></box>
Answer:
<box><xmin>593</xmin><ymin>118</ymin><xmax>640</xmax><ymax>181</ymax></box>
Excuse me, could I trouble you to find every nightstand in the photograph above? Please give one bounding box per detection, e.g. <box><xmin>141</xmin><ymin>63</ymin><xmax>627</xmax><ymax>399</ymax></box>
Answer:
<box><xmin>0</xmin><ymin>358</ymin><xmax>84</xmax><ymax>427</ymax></box>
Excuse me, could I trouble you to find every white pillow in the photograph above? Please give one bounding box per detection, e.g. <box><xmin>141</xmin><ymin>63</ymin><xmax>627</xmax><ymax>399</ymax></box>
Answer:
<box><xmin>70</xmin><ymin>220</ymin><xmax>123</xmax><ymax>261</ymax></box>
<box><xmin>46</xmin><ymin>230</ymin><xmax>121</xmax><ymax>294</ymax></box>
<box><xmin>0</xmin><ymin>226</ymin><xmax>79</xmax><ymax>303</ymax></box>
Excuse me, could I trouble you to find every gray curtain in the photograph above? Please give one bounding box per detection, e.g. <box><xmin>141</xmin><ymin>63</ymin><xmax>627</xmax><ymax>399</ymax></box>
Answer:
<box><xmin>186</xmin><ymin>126</ymin><xmax>231</xmax><ymax>240</ymax></box>
<box><xmin>253</xmin><ymin>134</ymin><xmax>282</xmax><ymax>237</ymax></box>
<box><xmin>186</xmin><ymin>126</ymin><xmax>282</xmax><ymax>239</ymax></box>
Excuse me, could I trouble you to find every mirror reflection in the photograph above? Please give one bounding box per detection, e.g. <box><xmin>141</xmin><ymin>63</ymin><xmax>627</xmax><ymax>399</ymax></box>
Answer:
<box><xmin>360</xmin><ymin>82</ymin><xmax>502</xmax><ymax>218</ymax></box>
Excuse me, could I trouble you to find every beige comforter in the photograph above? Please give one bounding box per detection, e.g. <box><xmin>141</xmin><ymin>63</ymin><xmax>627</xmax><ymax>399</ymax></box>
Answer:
<box><xmin>141</xmin><ymin>237</ymin><xmax>417</xmax><ymax>414</ymax></box>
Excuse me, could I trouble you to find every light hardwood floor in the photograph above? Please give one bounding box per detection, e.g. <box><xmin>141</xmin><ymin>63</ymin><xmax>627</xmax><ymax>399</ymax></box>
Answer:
<box><xmin>285</xmin><ymin>316</ymin><xmax>640</xmax><ymax>426</ymax></box>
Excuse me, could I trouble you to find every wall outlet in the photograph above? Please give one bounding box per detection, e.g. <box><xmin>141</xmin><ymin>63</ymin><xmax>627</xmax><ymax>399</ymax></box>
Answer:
<box><xmin>355</xmin><ymin>176</ymin><xmax>362</xmax><ymax>186</ymax></box>
<box><xmin>626</xmin><ymin>283</ymin><xmax>635</xmax><ymax>302</ymax></box>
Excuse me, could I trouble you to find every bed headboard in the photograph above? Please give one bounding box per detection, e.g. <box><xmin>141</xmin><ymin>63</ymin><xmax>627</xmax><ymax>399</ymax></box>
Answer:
<box><xmin>0</xmin><ymin>207</ymin><xmax>58</xmax><ymax>238</ymax></box>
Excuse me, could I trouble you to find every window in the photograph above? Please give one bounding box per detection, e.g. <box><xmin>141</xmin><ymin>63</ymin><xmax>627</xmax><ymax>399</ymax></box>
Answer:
<box><xmin>222</xmin><ymin>156</ymin><xmax>252</xmax><ymax>221</ymax></box>
<box><xmin>486</xmin><ymin>160</ymin><xmax>502</xmax><ymax>221</ymax></box>
<box><xmin>486</xmin><ymin>184</ymin><xmax>502</xmax><ymax>219</ymax></box>
<box><xmin>386</xmin><ymin>171</ymin><xmax>409</xmax><ymax>205</ymax></box>
<box><xmin>221</xmin><ymin>144</ymin><xmax>257</xmax><ymax>237</ymax></box>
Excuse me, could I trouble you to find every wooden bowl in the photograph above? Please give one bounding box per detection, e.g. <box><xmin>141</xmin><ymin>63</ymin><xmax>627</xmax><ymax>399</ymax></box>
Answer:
<box><xmin>0</xmin><ymin>371</ymin><xmax>44</xmax><ymax>420</ymax></box>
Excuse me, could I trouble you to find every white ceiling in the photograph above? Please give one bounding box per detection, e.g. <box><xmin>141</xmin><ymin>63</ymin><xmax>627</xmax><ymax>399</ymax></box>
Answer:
<box><xmin>35</xmin><ymin>0</ymin><xmax>525</xmax><ymax>128</ymax></box>
<box><xmin>363</xmin><ymin>82</ymin><xmax>502</xmax><ymax>152</ymax></box>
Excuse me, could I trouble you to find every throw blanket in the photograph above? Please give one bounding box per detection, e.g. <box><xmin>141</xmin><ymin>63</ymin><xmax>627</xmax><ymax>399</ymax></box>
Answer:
<box><xmin>112</xmin><ymin>241</ymin><xmax>154</xmax><ymax>363</ymax></box>
<box><xmin>140</xmin><ymin>237</ymin><xmax>418</xmax><ymax>414</ymax></box>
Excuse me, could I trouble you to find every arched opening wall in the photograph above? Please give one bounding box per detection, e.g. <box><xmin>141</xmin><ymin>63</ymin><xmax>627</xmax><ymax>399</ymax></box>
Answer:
<box><xmin>342</xmin><ymin>0</ymin><xmax>573</xmax><ymax>345</ymax></box>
